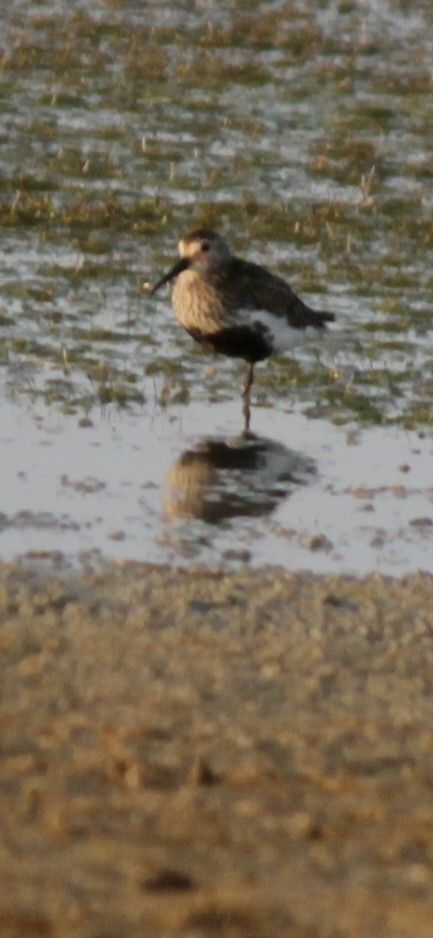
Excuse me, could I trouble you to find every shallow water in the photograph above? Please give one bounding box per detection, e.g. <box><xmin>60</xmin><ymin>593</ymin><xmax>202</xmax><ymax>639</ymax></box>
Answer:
<box><xmin>2</xmin><ymin>395</ymin><xmax>432</xmax><ymax>575</ymax></box>
<box><xmin>1</xmin><ymin>0</ymin><xmax>433</xmax><ymax>574</ymax></box>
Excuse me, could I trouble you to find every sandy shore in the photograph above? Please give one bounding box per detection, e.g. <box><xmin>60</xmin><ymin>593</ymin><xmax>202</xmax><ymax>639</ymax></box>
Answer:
<box><xmin>1</xmin><ymin>560</ymin><xmax>433</xmax><ymax>937</ymax></box>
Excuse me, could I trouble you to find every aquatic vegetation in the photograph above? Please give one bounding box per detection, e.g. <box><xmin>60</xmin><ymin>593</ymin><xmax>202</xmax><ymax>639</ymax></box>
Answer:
<box><xmin>0</xmin><ymin>1</ymin><xmax>432</xmax><ymax>429</ymax></box>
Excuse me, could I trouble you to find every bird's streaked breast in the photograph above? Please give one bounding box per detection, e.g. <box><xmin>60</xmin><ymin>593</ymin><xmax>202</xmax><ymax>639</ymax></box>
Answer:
<box><xmin>172</xmin><ymin>270</ymin><xmax>229</xmax><ymax>332</ymax></box>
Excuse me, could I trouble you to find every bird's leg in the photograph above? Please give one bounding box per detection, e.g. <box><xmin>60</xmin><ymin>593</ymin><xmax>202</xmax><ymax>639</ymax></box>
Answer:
<box><xmin>241</xmin><ymin>362</ymin><xmax>254</xmax><ymax>434</ymax></box>
<box><xmin>242</xmin><ymin>361</ymin><xmax>254</xmax><ymax>398</ymax></box>
<box><xmin>242</xmin><ymin>396</ymin><xmax>251</xmax><ymax>434</ymax></box>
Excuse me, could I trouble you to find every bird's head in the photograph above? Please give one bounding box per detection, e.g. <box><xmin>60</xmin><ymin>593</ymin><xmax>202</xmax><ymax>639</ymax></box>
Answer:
<box><xmin>150</xmin><ymin>230</ymin><xmax>230</xmax><ymax>294</ymax></box>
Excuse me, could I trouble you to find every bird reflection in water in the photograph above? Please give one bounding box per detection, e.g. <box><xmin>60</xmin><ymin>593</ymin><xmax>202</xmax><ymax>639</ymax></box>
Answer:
<box><xmin>164</xmin><ymin>432</ymin><xmax>316</xmax><ymax>525</ymax></box>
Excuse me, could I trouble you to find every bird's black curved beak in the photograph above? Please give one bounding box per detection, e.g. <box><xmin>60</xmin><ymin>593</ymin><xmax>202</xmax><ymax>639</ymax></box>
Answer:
<box><xmin>150</xmin><ymin>257</ymin><xmax>190</xmax><ymax>295</ymax></box>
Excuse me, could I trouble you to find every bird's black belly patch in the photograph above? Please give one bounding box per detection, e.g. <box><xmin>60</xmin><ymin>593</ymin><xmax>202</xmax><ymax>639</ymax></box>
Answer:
<box><xmin>187</xmin><ymin>325</ymin><xmax>273</xmax><ymax>362</ymax></box>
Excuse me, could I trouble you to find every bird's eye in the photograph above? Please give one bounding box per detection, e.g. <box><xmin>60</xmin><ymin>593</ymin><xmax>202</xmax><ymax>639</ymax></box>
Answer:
<box><xmin>201</xmin><ymin>242</ymin><xmax>210</xmax><ymax>252</ymax></box>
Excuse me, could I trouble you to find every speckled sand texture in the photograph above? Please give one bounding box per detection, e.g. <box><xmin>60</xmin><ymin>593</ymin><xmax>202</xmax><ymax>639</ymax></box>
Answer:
<box><xmin>1</xmin><ymin>561</ymin><xmax>433</xmax><ymax>938</ymax></box>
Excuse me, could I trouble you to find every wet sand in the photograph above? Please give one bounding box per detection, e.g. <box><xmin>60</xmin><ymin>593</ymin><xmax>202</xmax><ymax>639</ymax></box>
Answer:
<box><xmin>1</xmin><ymin>560</ymin><xmax>433</xmax><ymax>937</ymax></box>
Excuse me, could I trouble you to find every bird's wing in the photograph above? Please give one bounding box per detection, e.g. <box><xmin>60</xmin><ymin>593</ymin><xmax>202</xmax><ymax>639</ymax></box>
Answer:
<box><xmin>222</xmin><ymin>258</ymin><xmax>334</xmax><ymax>328</ymax></box>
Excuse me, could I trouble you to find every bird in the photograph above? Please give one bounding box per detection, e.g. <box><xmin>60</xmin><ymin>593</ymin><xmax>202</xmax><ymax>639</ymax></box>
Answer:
<box><xmin>150</xmin><ymin>229</ymin><xmax>335</xmax><ymax>426</ymax></box>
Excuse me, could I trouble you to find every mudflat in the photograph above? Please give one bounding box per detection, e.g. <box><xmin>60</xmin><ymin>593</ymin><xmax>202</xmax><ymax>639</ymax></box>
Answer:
<box><xmin>1</xmin><ymin>560</ymin><xmax>433</xmax><ymax>937</ymax></box>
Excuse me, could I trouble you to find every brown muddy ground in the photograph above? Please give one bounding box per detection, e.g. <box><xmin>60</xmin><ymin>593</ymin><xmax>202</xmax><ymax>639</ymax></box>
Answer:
<box><xmin>1</xmin><ymin>561</ymin><xmax>433</xmax><ymax>938</ymax></box>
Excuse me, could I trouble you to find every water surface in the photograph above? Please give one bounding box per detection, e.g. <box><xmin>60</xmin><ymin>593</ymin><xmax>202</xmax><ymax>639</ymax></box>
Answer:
<box><xmin>1</xmin><ymin>0</ymin><xmax>433</xmax><ymax>573</ymax></box>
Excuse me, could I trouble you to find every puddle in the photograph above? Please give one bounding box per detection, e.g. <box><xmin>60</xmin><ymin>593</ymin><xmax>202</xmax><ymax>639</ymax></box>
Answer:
<box><xmin>2</xmin><ymin>396</ymin><xmax>432</xmax><ymax>575</ymax></box>
<box><xmin>1</xmin><ymin>0</ymin><xmax>433</xmax><ymax>576</ymax></box>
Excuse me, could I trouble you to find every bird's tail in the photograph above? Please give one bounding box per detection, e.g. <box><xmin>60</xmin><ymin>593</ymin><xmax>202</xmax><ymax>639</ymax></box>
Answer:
<box><xmin>311</xmin><ymin>308</ymin><xmax>335</xmax><ymax>327</ymax></box>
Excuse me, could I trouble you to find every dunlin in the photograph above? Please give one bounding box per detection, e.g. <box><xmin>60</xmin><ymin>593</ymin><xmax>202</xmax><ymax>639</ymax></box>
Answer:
<box><xmin>150</xmin><ymin>229</ymin><xmax>335</xmax><ymax>423</ymax></box>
